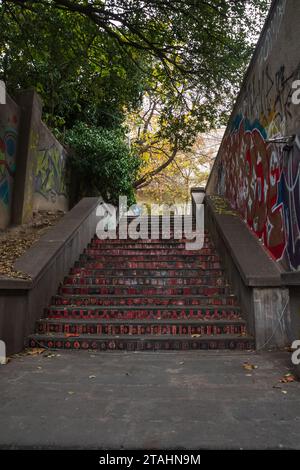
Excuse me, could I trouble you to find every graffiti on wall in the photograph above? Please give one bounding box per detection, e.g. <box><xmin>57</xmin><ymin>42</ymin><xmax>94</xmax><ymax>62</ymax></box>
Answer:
<box><xmin>219</xmin><ymin>114</ymin><xmax>300</xmax><ymax>270</ymax></box>
<box><xmin>242</xmin><ymin>61</ymin><xmax>300</xmax><ymax>141</ymax></box>
<box><xmin>34</xmin><ymin>145</ymin><xmax>67</xmax><ymax>204</ymax></box>
<box><xmin>220</xmin><ymin>116</ymin><xmax>284</xmax><ymax>260</ymax></box>
<box><xmin>0</xmin><ymin>115</ymin><xmax>18</xmax><ymax>211</ymax></box>
<box><xmin>215</xmin><ymin>0</ymin><xmax>300</xmax><ymax>272</ymax></box>
<box><xmin>257</xmin><ymin>0</ymin><xmax>287</xmax><ymax>68</ymax></box>
<box><xmin>279</xmin><ymin>137</ymin><xmax>300</xmax><ymax>269</ymax></box>
<box><xmin>218</xmin><ymin>62</ymin><xmax>300</xmax><ymax>271</ymax></box>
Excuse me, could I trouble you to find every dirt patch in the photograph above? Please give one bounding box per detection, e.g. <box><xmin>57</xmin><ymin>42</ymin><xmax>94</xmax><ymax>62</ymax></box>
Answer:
<box><xmin>0</xmin><ymin>211</ymin><xmax>65</xmax><ymax>280</ymax></box>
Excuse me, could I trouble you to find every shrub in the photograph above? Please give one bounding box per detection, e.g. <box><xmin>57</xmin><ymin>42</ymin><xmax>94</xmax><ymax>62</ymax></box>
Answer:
<box><xmin>65</xmin><ymin>122</ymin><xmax>140</xmax><ymax>206</ymax></box>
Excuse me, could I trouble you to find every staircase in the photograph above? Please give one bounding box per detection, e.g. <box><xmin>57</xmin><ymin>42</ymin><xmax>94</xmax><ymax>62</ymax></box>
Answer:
<box><xmin>28</xmin><ymin>216</ymin><xmax>255</xmax><ymax>351</ymax></box>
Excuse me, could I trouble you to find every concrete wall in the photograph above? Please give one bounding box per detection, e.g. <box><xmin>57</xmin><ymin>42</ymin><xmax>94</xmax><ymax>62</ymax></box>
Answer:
<box><xmin>33</xmin><ymin>122</ymin><xmax>68</xmax><ymax>212</ymax></box>
<box><xmin>0</xmin><ymin>88</ymin><xmax>68</xmax><ymax>229</ymax></box>
<box><xmin>203</xmin><ymin>195</ymin><xmax>291</xmax><ymax>350</ymax></box>
<box><xmin>288</xmin><ymin>286</ymin><xmax>300</xmax><ymax>340</ymax></box>
<box><xmin>0</xmin><ymin>94</ymin><xmax>20</xmax><ymax>229</ymax></box>
<box><xmin>0</xmin><ymin>197</ymin><xmax>101</xmax><ymax>355</ymax></box>
<box><xmin>207</xmin><ymin>0</ymin><xmax>300</xmax><ymax>272</ymax></box>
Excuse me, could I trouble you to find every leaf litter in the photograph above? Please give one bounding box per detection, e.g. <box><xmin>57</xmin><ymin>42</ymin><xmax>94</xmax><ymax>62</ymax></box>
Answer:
<box><xmin>0</xmin><ymin>210</ymin><xmax>64</xmax><ymax>279</ymax></box>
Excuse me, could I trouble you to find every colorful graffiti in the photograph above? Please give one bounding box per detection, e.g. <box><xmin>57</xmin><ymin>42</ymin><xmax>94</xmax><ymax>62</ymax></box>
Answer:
<box><xmin>220</xmin><ymin>116</ymin><xmax>284</xmax><ymax>260</ymax></box>
<box><xmin>213</xmin><ymin>0</ymin><xmax>300</xmax><ymax>272</ymax></box>
<box><xmin>279</xmin><ymin>137</ymin><xmax>300</xmax><ymax>269</ymax></box>
<box><xmin>0</xmin><ymin>123</ymin><xmax>17</xmax><ymax>209</ymax></box>
<box><xmin>34</xmin><ymin>145</ymin><xmax>67</xmax><ymax>203</ymax></box>
<box><xmin>219</xmin><ymin>115</ymin><xmax>300</xmax><ymax>270</ymax></box>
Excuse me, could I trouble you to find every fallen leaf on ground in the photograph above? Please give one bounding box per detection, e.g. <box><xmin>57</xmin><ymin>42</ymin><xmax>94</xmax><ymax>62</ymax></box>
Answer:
<box><xmin>0</xmin><ymin>211</ymin><xmax>64</xmax><ymax>279</ymax></box>
<box><xmin>243</xmin><ymin>362</ymin><xmax>258</xmax><ymax>371</ymax></box>
<box><xmin>26</xmin><ymin>348</ymin><xmax>45</xmax><ymax>356</ymax></box>
<box><xmin>280</xmin><ymin>373</ymin><xmax>296</xmax><ymax>383</ymax></box>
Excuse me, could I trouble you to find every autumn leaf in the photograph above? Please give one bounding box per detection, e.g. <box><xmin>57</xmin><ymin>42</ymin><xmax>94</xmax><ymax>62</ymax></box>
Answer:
<box><xmin>243</xmin><ymin>362</ymin><xmax>258</xmax><ymax>371</ymax></box>
<box><xmin>280</xmin><ymin>373</ymin><xmax>296</xmax><ymax>384</ymax></box>
<box><xmin>26</xmin><ymin>348</ymin><xmax>45</xmax><ymax>356</ymax></box>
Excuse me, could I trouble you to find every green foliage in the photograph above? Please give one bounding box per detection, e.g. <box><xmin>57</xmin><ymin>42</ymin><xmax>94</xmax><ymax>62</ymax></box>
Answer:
<box><xmin>65</xmin><ymin>122</ymin><xmax>140</xmax><ymax>206</ymax></box>
<box><xmin>0</xmin><ymin>3</ymin><xmax>144</xmax><ymax>131</ymax></box>
<box><xmin>0</xmin><ymin>0</ymin><xmax>271</xmax><ymax>198</ymax></box>
<box><xmin>0</xmin><ymin>0</ymin><xmax>270</xmax><ymax>134</ymax></box>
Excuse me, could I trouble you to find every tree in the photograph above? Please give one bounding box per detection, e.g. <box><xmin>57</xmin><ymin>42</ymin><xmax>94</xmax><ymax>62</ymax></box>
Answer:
<box><xmin>2</xmin><ymin>1</ymin><xmax>270</xmax><ymax>131</ymax></box>
<box><xmin>5</xmin><ymin>1</ymin><xmax>270</xmax><ymax>79</ymax></box>
<box><xmin>0</xmin><ymin>0</ymin><xmax>146</xmax><ymax>204</ymax></box>
<box><xmin>0</xmin><ymin>2</ymin><xmax>145</xmax><ymax>131</ymax></box>
<box><xmin>128</xmin><ymin>68</ymin><xmax>221</xmax><ymax>189</ymax></box>
<box><xmin>136</xmin><ymin>133</ymin><xmax>218</xmax><ymax>207</ymax></box>
<box><xmin>0</xmin><ymin>0</ymin><xmax>271</xmax><ymax>199</ymax></box>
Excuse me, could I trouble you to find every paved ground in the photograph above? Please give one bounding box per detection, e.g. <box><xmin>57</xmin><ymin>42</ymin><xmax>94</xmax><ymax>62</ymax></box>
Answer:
<box><xmin>0</xmin><ymin>350</ymin><xmax>300</xmax><ymax>449</ymax></box>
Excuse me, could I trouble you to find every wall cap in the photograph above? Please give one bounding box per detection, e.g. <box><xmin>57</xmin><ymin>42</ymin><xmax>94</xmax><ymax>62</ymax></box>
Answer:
<box><xmin>206</xmin><ymin>195</ymin><xmax>283</xmax><ymax>287</ymax></box>
<box><xmin>0</xmin><ymin>197</ymin><xmax>101</xmax><ymax>290</ymax></box>
<box><xmin>281</xmin><ymin>272</ymin><xmax>300</xmax><ymax>285</ymax></box>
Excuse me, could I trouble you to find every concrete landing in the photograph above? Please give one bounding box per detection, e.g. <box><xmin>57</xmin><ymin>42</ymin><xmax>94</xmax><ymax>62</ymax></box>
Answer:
<box><xmin>0</xmin><ymin>351</ymin><xmax>299</xmax><ymax>449</ymax></box>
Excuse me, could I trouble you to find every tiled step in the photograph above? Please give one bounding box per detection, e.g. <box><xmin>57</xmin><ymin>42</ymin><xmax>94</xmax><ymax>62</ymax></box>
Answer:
<box><xmin>45</xmin><ymin>305</ymin><xmax>242</xmax><ymax>320</ymax></box>
<box><xmin>36</xmin><ymin>318</ymin><xmax>247</xmax><ymax>336</ymax></box>
<box><xmin>62</xmin><ymin>275</ymin><xmax>225</xmax><ymax>287</ymax></box>
<box><xmin>51</xmin><ymin>294</ymin><xmax>237</xmax><ymax>307</ymax></box>
<box><xmin>28</xmin><ymin>333</ymin><xmax>255</xmax><ymax>351</ymax></box>
<box><xmin>59</xmin><ymin>284</ymin><xmax>228</xmax><ymax>295</ymax></box>
<box><xmin>69</xmin><ymin>267</ymin><xmax>223</xmax><ymax>277</ymax></box>
<box><xmin>29</xmin><ymin>221</ymin><xmax>254</xmax><ymax>351</ymax></box>
<box><xmin>85</xmin><ymin>248</ymin><xmax>216</xmax><ymax>256</ymax></box>
<box><xmin>91</xmin><ymin>238</ymin><xmax>211</xmax><ymax>246</ymax></box>
<box><xmin>89</xmin><ymin>242</ymin><xmax>214</xmax><ymax>249</ymax></box>
<box><xmin>75</xmin><ymin>260</ymin><xmax>222</xmax><ymax>269</ymax></box>
<box><xmin>82</xmin><ymin>251</ymin><xmax>220</xmax><ymax>260</ymax></box>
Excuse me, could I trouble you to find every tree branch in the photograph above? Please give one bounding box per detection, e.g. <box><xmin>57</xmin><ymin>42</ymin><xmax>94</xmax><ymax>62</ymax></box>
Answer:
<box><xmin>134</xmin><ymin>137</ymin><xmax>179</xmax><ymax>188</ymax></box>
